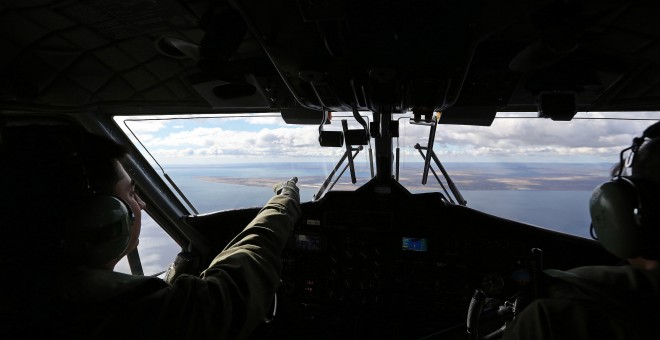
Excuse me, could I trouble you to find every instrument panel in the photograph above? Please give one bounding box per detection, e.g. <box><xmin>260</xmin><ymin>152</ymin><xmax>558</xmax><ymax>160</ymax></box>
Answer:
<box><xmin>254</xmin><ymin>190</ymin><xmax>615</xmax><ymax>339</ymax></box>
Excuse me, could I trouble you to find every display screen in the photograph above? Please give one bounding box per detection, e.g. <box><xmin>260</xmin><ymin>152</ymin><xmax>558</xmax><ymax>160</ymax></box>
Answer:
<box><xmin>402</xmin><ymin>237</ymin><xmax>428</xmax><ymax>252</ymax></box>
<box><xmin>294</xmin><ymin>233</ymin><xmax>324</xmax><ymax>251</ymax></box>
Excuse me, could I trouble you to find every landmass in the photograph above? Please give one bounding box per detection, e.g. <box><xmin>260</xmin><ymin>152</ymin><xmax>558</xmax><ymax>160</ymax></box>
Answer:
<box><xmin>197</xmin><ymin>165</ymin><xmax>610</xmax><ymax>191</ymax></box>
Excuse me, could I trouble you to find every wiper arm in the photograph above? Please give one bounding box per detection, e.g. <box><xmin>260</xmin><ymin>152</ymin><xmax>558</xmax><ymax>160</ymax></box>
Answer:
<box><xmin>351</xmin><ymin>106</ymin><xmax>374</xmax><ymax>178</ymax></box>
<box><xmin>314</xmin><ymin>112</ymin><xmax>373</xmax><ymax>200</ymax></box>
<box><xmin>342</xmin><ymin>119</ymin><xmax>357</xmax><ymax>184</ymax></box>
<box><xmin>314</xmin><ymin>110</ymin><xmax>374</xmax><ymax>200</ymax></box>
<box><xmin>414</xmin><ymin>144</ymin><xmax>455</xmax><ymax>204</ymax></box>
<box><xmin>413</xmin><ymin>115</ymin><xmax>467</xmax><ymax>206</ymax></box>
<box><xmin>416</xmin><ymin>144</ymin><xmax>467</xmax><ymax>206</ymax></box>
<box><xmin>314</xmin><ymin>144</ymin><xmax>363</xmax><ymax>200</ymax></box>
<box><xmin>422</xmin><ymin>116</ymin><xmax>438</xmax><ymax>185</ymax></box>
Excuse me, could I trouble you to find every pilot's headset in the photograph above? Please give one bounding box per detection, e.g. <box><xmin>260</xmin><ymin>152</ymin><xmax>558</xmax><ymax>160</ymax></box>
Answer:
<box><xmin>589</xmin><ymin>121</ymin><xmax>660</xmax><ymax>260</ymax></box>
<box><xmin>58</xmin><ymin>130</ymin><xmax>136</xmax><ymax>266</ymax></box>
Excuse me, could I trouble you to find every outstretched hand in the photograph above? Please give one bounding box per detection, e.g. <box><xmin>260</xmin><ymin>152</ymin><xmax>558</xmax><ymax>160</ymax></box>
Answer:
<box><xmin>273</xmin><ymin>177</ymin><xmax>300</xmax><ymax>203</ymax></box>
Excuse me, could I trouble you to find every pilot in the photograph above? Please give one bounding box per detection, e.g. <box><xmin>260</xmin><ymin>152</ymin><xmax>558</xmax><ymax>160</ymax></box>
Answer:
<box><xmin>501</xmin><ymin>122</ymin><xmax>660</xmax><ymax>339</ymax></box>
<box><xmin>0</xmin><ymin>124</ymin><xmax>301</xmax><ymax>339</ymax></box>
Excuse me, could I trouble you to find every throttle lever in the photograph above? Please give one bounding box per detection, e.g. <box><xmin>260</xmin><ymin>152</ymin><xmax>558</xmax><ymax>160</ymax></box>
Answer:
<box><xmin>467</xmin><ymin>289</ymin><xmax>486</xmax><ymax>340</ymax></box>
<box><xmin>531</xmin><ymin>248</ymin><xmax>543</xmax><ymax>299</ymax></box>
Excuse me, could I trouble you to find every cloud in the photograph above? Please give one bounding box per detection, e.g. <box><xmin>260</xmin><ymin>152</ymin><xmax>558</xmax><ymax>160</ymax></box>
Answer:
<box><xmin>126</xmin><ymin>120</ymin><xmax>169</xmax><ymax>133</ymax></box>
<box><xmin>120</xmin><ymin>113</ymin><xmax>659</xmax><ymax>164</ymax></box>
<box><xmin>144</xmin><ymin>125</ymin><xmax>333</xmax><ymax>160</ymax></box>
<box><xmin>243</xmin><ymin>116</ymin><xmax>288</xmax><ymax>125</ymax></box>
<box><xmin>401</xmin><ymin>115</ymin><xmax>653</xmax><ymax>161</ymax></box>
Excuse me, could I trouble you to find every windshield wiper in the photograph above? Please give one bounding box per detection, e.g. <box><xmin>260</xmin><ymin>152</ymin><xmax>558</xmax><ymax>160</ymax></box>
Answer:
<box><xmin>314</xmin><ymin>144</ymin><xmax>364</xmax><ymax>200</ymax></box>
<box><xmin>411</xmin><ymin>115</ymin><xmax>467</xmax><ymax>206</ymax></box>
<box><xmin>314</xmin><ymin>119</ymin><xmax>364</xmax><ymax>200</ymax></box>
<box><xmin>314</xmin><ymin>110</ymin><xmax>373</xmax><ymax>200</ymax></box>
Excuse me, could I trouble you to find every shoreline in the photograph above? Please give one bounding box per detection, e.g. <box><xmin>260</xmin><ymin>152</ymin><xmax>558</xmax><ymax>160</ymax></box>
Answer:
<box><xmin>196</xmin><ymin>175</ymin><xmax>604</xmax><ymax>191</ymax></box>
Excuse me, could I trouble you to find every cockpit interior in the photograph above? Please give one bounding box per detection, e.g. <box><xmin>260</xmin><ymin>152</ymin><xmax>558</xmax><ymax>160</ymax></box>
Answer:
<box><xmin>2</xmin><ymin>0</ymin><xmax>660</xmax><ymax>339</ymax></box>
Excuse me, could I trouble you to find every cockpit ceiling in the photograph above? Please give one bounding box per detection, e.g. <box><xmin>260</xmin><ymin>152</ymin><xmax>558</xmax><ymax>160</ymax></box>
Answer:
<box><xmin>2</xmin><ymin>0</ymin><xmax>660</xmax><ymax>117</ymax></box>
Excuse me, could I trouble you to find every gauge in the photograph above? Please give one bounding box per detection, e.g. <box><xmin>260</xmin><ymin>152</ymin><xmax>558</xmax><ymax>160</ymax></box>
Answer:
<box><xmin>292</xmin><ymin>232</ymin><xmax>326</xmax><ymax>252</ymax></box>
<box><xmin>480</xmin><ymin>273</ymin><xmax>505</xmax><ymax>295</ymax></box>
<box><xmin>402</xmin><ymin>237</ymin><xmax>428</xmax><ymax>252</ymax></box>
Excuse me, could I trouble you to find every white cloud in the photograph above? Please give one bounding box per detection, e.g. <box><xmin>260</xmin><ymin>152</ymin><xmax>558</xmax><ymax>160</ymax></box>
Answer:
<box><xmin>243</xmin><ymin>116</ymin><xmax>288</xmax><ymax>125</ymax></box>
<box><xmin>126</xmin><ymin>120</ymin><xmax>169</xmax><ymax>133</ymax></box>
<box><xmin>138</xmin><ymin>133</ymin><xmax>155</xmax><ymax>142</ymax></box>
<box><xmin>145</xmin><ymin>125</ymin><xmax>322</xmax><ymax>157</ymax></box>
<box><xmin>122</xmin><ymin>113</ymin><xmax>659</xmax><ymax>164</ymax></box>
<box><xmin>394</xmin><ymin>115</ymin><xmax>658</xmax><ymax>162</ymax></box>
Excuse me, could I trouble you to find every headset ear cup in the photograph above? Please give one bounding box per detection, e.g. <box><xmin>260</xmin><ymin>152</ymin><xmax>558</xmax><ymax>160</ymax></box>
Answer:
<box><xmin>64</xmin><ymin>195</ymin><xmax>134</xmax><ymax>266</ymax></box>
<box><xmin>590</xmin><ymin>180</ymin><xmax>645</xmax><ymax>259</ymax></box>
<box><xmin>632</xmin><ymin>178</ymin><xmax>660</xmax><ymax>259</ymax></box>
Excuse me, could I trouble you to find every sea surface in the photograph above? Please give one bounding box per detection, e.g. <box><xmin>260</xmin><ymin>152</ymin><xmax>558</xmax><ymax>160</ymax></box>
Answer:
<box><xmin>116</xmin><ymin>162</ymin><xmax>610</xmax><ymax>275</ymax></box>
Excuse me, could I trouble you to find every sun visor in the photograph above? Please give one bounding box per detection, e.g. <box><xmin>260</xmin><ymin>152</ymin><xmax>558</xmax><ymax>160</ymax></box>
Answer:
<box><xmin>281</xmin><ymin>107</ymin><xmax>327</xmax><ymax>125</ymax></box>
<box><xmin>188</xmin><ymin>74</ymin><xmax>272</xmax><ymax>109</ymax></box>
<box><xmin>439</xmin><ymin>106</ymin><xmax>497</xmax><ymax>126</ymax></box>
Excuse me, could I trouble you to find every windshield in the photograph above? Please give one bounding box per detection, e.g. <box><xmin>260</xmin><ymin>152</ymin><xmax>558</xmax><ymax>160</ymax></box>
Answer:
<box><xmin>116</xmin><ymin>112</ymin><xmax>659</xmax><ymax>239</ymax></box>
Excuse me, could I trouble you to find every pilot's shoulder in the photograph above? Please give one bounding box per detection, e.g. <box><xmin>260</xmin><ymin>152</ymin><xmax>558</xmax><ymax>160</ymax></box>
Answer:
<box><xmin>562</xmin><ymin>264</ymin><xmax>660</xmax><ymax>292</ymax></box>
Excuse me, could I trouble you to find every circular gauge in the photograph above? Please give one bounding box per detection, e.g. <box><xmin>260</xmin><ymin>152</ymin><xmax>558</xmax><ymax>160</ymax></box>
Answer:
<box><xmin>480</xmin><ymin>273</ymin><xmax>505</xmax><ymax>295</ymax></box>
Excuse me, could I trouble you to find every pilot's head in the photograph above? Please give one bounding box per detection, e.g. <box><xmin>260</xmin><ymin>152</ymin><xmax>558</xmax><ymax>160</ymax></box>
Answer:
<box><xmin>626</xmin><ymin>135</ymin><xmax>660</xmax><ymax>270</ymax></box>
<box><xmin>629</xmin><ymin>133</ymin><xmax>660</xmax><ymax>185</ymax></box>
<box><xmin>590</xmin><ymin>121</ymin><xmax>660</xmax><ymax>269</ymax></box>
<box><xmin>0</xmin><ymin>124</ymin><xmax>145</xmax><ymax>270</ymax></box>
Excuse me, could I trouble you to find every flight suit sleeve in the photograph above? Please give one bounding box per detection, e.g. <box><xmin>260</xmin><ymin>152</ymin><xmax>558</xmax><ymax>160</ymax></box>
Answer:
<box><xmin>501</xmin><ymin>297</ymin><xmax>635</xmax><ymax>340</ymax></box>
<box><xmin>136</xmin><ymin>194</ymin><xmax>301</xmax><ymax>340</ymax></box>
<box><xmin>499</xmin><ymin>266</ymin><xmax>657</xmax><ymax>340</ymax></box>
<box><xmin>199</xmin><ymin>194</ymin><xmax>301</xmax><ymax>337</ymax></box>
<box><xmin>501</xmin><ymin>299</ymin><xmax>573</xmax><ymax>340</ymax></box>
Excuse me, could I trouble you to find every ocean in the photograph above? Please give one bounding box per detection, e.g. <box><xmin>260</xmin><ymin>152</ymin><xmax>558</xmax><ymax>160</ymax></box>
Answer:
<box><xmin>116</xmin><ymin>162</ymin><xmax>609</xmax><ymax>275</ymax></box>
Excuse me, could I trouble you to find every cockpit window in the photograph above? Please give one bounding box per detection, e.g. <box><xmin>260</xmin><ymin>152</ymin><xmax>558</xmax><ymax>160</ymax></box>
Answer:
<box><xmin>115</xmin><ymin>112</ymin><xmax>659</xmax><ymax>239</ymax></box>
<box><xmin>116</xmin><ymin>113</ymin><xmax>374</xmax><ymax>213</ymax></box>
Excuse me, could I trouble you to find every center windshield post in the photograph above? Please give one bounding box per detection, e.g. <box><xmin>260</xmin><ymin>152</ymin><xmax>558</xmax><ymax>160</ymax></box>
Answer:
<box><xmin>373</xmin><ymin>105</ymin><xmax>394</xmax><ymax>182</ymax></box>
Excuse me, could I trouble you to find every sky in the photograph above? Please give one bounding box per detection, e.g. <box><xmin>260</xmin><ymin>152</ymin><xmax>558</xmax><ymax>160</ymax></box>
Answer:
<box><xmin>116</xmin><ymin>111</ymin><xmax>660</xmax><ymax>165</ymax></box>
<box><xmin>115</xmin><ymin>214</ymin><xmax>180</xmax><ymax>276</ymax></box>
